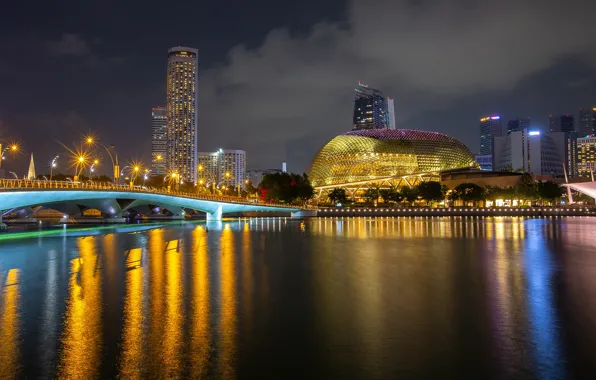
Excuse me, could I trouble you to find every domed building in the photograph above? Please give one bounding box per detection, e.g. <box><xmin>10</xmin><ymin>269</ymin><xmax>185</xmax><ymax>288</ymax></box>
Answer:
<box><xmin>309</xmin><ymin>129</ymin><xmax>478</xmax><ymax>188</ymax></box>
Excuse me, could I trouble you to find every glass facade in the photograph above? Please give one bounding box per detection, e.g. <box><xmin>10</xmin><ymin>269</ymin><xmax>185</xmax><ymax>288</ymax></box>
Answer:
<box><xmin>309</xmin><ymin>129</ymin><xmax>479</xmax><ymax>187</ymax></box>
<box><xmin>151</xmin><ymin>107</ymin><xmax>167</xmax><ymax>175</ymax></box>
<box><xmin>577</xmin><ymin>137</ymin><xmax>596</xmax><ymax>177</ymax></box>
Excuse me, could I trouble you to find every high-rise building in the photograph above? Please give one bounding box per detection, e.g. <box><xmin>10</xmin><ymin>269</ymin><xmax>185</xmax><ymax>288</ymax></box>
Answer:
<box><xmin>246</xmin><ymin>168</ymin><xmax>283</xmax><ymax>186</ymax></box>
<box><xmin>151</xmin><ymin>106</ymin><xmax>167</xmax><ymax>175</ymax></box>
<box><xmin>576</xmin><ymin>136</ymin><xmax>596</xmax><ymax>177</ymax></box>
<box><xmin>352</xmin><ymin>81</ymin><xmax>394</xmax><ymax>130</ymax></box>
<box><xmin>507</xmin><ymin>117</ymin><xmax>531</xmax><ymax>134</ymax></box>
<box><xmin>198</xmin><ymin>149</ymin><xmax>246</xmax><ymax>190</ymax></box>
<box><xmin>493</xmin><ymin>129</ymin><xmax>565</xmax><ymax>177</ymax></box>
<box><xmin>549</xmin><ymin>114</ymin><xmax>575</xmax><ymax>133</ymax></box>
<box><xmin>578</xmin><ymin>107</ymin><xmax>596</xmax><ymax>136</ymax></box>
<box><xmin>479</xmin><ymin>116</ymin><xmax>503</xmax><ymax>156</ymax></box>
<box><xmin>166</xmin><ymin>46</ymin><xmax>198</xmax><ymax>183</ymax></box>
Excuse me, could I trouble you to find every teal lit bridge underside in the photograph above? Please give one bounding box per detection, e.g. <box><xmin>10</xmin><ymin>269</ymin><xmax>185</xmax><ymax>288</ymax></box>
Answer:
<box><xmin>0</xmin><ymin>190</ymin><xmax>305</xmax><ymax>220</ymax></box>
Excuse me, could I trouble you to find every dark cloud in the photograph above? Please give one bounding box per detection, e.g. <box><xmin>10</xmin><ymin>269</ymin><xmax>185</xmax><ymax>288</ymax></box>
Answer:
<box><xmin>46</xmin><ymin>33</ymin><xmax>92</xmax><ymax>56</ymax></box>
<box><xmin>197</xmin><ymin>0</ymin><xmax>596</xmax><ymax>170</ymax></box>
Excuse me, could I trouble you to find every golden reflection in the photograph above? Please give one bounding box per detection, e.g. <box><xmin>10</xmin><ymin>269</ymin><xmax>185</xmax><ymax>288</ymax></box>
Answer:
<box><xmin>163</xmin><ymin>238</ymin><xmax>183</xmax><ymax>377</ymax></box>
<box><xmin>59</xmin><ymin>238</ymin><xmax>102</xmax><ymax>378</ymax></box>
<box><xmin>120</xmin><ymin>248</ymin><xmax>144</xmax><ymax>379</ymax></box>
<box><xmin>242</xmin><ymin>222</ymin><xmax>254</xmax><ymax>336</ymax></box>
<box><xmin>0</xmin><ymin>269</ymin><xmax>20</xmax><ymax>379</ymax></box>
<box><xmin>147</xmin><ymin>229</ymin><xmax>166</xmax><ymax>375</ymax></box>
<box><xmin>190</xmin><ymin>226</ymin><xmax>210</xmax><ymax>378</ymax></box>
<box><xmin>219</xmin><ymin>225</ymin><xmax>236</xmax><ymax>378</ymax></box>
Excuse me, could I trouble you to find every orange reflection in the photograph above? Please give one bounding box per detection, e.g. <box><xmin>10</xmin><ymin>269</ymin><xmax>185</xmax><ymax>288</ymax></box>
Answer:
<box><xmin>58</xmin><ymin>238</ymin><xmax>102</xmax><ymax>378</ymax></box>
<box><xmin>190</xmin><ymin>226</ymin><xmax>210</xmax><ymax>378</ymax></box>
<box><xmin>0</xmin><ymin>269</ymin><xmax>20</xmax><ymax>379</ymax></box>
<box><xmin>120</xmin><ymin>248</ymin><xmax>144</xmax><ymax>379</ymax></box>
<box><xmin>242</xmin><ymin>222</ymin><xmax>254</xmax><ymax>336</ymax></box>
<box><xmin>147</xmin><ymin>229</ymin><xmax>165</xmax><ymax>375</ymax></box>
<box><xmin>219</xmin><ymin>224</ymin><xmax>236</xmax><ymax>378</ymax></box>
<box><xmin>163</xmin><ymin>238</ymin><xmax>183</xmax><ymax>377</ymax></box>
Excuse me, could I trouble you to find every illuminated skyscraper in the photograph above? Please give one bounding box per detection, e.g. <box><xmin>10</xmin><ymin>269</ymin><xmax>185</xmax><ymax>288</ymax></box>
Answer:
<box><xmin>198</xmin><ymin>149</ymin><xmax>246</xmax><ymax>190</ymax></box>
<box><xmin>166</xmin><ymin>46</ymin><xmax>198</xmax><ymax>182</ymax></box>
<box><xmin>576</xmin><ymin>136</ymin><xmax>596</xmax><ymax>177</ymax></box>
<box><xmin>151</xmin><ymin>106</ymin><xmax>167</xmax><ymax>175</ymax></box>
<box><xmin>352</xmin><ymin>81</ymin><xmax>394</xmax><ymax>130</ymax></box>
<box><xmin>549</xmin><ymin>114</ymin><xmax>575</xmax><ymax>133</ymax></box>
<box><xmin>507</xmin><ymin>117</ymin><xmax>531</xmax><ymax>134</ymax></box>
<box><xmin>479</xmin><ymin>115</ymin><xmax>503</xmax><ymax>155</ymax></box>
<box><xmin>578</xmin><ymin>107</ymin><xmax>596</xmax><ymax>136</ymax></box>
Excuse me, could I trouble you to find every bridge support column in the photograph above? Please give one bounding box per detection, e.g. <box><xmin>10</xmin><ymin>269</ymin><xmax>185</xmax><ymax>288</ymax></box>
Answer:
<box><xmin>291</xmin><ymin>210</ymin><xmax>318</xmax><ymax>218</ymax></box>
<box><xmin>0</xmin><ymin>212</ymin><xmax>7</xmax><ymax>231</ymax></box>
<box><xmin>206</xmin><ymin>206</ymin><xmax>223</xmax><ymax>222</ymax></box>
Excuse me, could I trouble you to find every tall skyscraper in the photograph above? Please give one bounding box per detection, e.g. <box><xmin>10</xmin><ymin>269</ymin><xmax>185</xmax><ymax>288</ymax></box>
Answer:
<box><xmin>578</xmin><ymin>107</ymin><xmax>596</xmax><ymax>136</ymax></box>
<box><xmin>549</xmin><ymin>114</ymin><xmax>575</xmax><ymax>133</ymax></box>
<box><xmin>151</xmin><ymin>106</ymin><xmax>167</xmax><ymax>175</ymax></box>
<box><xmin>166</xmin><ymin>46</ymin><xmax>198</xmax><ymax>183</ymax></box>
<box><xmin>507</xmin><ymin>117</ymin><xmax>531</xmax><ymax>134</ymax></box>
<box><xmin>352</xmin><ymin>81</ymin><xmax>394</xmax><ymax>130</ymax></box>
<box><xmin>479</xmin><ymin>115</ymin><xmax>503</xmax><ymax>155</ymax></box>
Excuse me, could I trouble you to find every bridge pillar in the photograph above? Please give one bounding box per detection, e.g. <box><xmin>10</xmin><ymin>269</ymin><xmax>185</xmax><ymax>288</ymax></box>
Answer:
<box><xmin>206</xmin><ymin>206</ymin><xmax>223</xmax><ymax>221</ymax></box>
<box><xmin>0</xmin><ymin>212</ymin><xmax>6</xmax><ymax>231</ymax></box>
<box><xmin>291</xmin><ymin>210</ymin><xmax>318</xmax><ymax>218</ymax></box>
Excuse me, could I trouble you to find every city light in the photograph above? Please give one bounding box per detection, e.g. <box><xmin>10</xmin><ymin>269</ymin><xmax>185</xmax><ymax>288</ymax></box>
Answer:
<box><xmin>529</xmin><ymin>131</ymin><xmax>541</xmax><ymax>136</ymax></box>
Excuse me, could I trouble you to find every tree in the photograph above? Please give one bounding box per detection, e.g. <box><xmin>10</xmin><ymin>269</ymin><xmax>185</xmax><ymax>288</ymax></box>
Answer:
<box><xmin>258</xmin><ymin>172</ymin><xmax>314</xmax><ymax>204</ymax></box>
<box><xmin>245</xmin><ymin>181</ymin><xmax>258</xmax><ymax>197</ymax></box>
<box><xmin>537</xmin><ymin>181</ymin><xmax>563</xmax><ymax>205</ymax></box>
<box><xmin>400</xmin><ymin>186</ymin><xmax>419</xmax><ymax>205</ymax></box>
<box><xmin>450</xmin><ymin>183</ymin><xmax>485</xmax><ymax>205</ymax></box>
<box><xmin>380</xmin><ymin>187</ymin><xmax>401</xmax><ymax>204</ymax></box>
<box><xmin>328</xmin><ymin>188</ymin><xmax>348</xmax><ymax>205</ymax></box>
<box><xmin>363</xmin><ymin>187</ymin><xmax>380</xmax><ymax>205</ymax></box>
<box><xmin>416</xmin><ymin>181</ymin><xmax>443</xmax><ymax>204</ymax></box>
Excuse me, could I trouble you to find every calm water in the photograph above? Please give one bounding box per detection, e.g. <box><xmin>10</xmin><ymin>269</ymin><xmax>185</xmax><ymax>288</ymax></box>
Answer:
<box><xmin>1</xmin><ymin>217</ymin><xmax>596</xmax><ymax>379</ymax></box>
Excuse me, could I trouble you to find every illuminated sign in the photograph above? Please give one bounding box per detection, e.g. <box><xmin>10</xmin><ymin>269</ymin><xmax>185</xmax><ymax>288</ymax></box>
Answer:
<box><xmin>528</xmin><ymin>131</ymin><xmax>540</xmax><ymax>136</ymax></box>
<box><xmin>480</xmin><ymin>117</ymin><xmax>490</xmax><ymax>122</ymax></box>
<box><xmin>491</xmin><ymin>116</ymin><xmax>500</xmax><ymax>120</ymax></box>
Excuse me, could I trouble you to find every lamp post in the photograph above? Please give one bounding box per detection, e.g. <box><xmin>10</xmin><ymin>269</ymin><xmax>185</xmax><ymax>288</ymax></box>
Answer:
<box><xmin>85</xmin><ymin>137</ymin><xmax>120</xmax><ymax>184</ymax></box>
<box><xmin>49</xmin><ymin>155</ymin><xmax>59</xmax><ymax>181</ymax></box>
<box><xmin>0</xmin><ymin>143</ymin><xmax>19</xmax><ymax>169</ymax></box>
<box><xmin>89</xmin><ymin>159</ymin><xmax>99</xmax><ymax>179</ymax></box>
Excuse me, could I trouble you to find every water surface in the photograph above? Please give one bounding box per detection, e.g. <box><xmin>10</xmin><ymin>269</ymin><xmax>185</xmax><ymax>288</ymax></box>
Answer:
<box><xmin>1</xmin><ymin>217</ymin><xmax>596</xmax><ymax>379</ymax></box>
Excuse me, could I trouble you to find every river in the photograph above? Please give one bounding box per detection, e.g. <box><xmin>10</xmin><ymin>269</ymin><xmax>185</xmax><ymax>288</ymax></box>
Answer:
<box><xmin>1</xmin><ymin>217</ymin><xmax>595</xmax><ymax>379</ymax></box>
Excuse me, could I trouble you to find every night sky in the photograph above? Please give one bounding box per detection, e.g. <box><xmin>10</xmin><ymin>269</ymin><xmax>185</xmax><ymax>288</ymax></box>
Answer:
<box><xmin>1</xmin><ymin>0</ymin><xmax>595</xmax><ymax>176</ymax></box>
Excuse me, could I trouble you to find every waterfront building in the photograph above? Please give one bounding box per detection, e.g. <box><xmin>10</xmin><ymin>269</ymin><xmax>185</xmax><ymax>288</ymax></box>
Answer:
<box><xmin>151</xmin><ymin>106</ymin><xmax>167</xmax><ymax>175</ymax></box>
<box><xmin>352</xmin><ymin>81</ymin><xmax>394</xmax><ymax>130</ymax></box>
<box><xmin>166</xmin><ymin>46</ymin><xmax>198</xmax><ymax>183</ymax></box>
<box><xmin>246</xmin><ymin>168</ymin><xmax>283</xmax><ymax>186</ymax></box>
<box><xmin>578</xmin><ymin>107</ymin><xmax>596</xmax><ymax>136</ymax></box>
<box><xmin>493</xmin><ymin>129</ymin><xmax>565</xmax><ymax>177</ymax></box>
<box><xmin>198</xmin><ymin>149</ymin><xmax>246</xmax><ymax>189</ymax></box>
<box><xmin>549</xmin><ymin>114</ymin><xmax>575</xmax><ymax>133</ymax></box>
<box><xmin>479</xmin><ymin>116</ymin><xmax>503</xmax><ymax>155</ymax></box>
<box><xmin>309</xmin><ymin>129</ymin><xmax>478</xmax><ymax>189</ymax></box>
<box><xmin>576</xmin><ymin>136</ymin><xmax>596</xmax><ymax>178</ymax></box>
<box><xmin>474</xmin><ymin>154</ymin><xmax>493</xmax><ymax>171</ymax></box>
<box><xmin>507</xmin><ymin>117</ymin><xmax>531</xmax><ymax>134</ymax></box>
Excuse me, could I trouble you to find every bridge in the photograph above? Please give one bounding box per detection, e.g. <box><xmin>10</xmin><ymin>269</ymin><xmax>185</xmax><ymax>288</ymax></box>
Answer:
<box><xmin>0</xmin><ymin>179</ymin><xmax>316</xmax><ymax>224</ymax></box>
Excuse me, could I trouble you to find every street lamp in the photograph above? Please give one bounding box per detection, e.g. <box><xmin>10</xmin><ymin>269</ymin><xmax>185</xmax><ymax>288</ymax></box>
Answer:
<box><xmin>0</xmin><ymin>142</ymin><xmax>19</xmax><ymax>169</ymax></box>
<box><xmin>89</xmin><ymin>159</ymin><xmax>99</xmax><ymax>179</ymax></box>
<box><xmin>49</xmin><ymin>155</ymin><xmax>59</xmax><ymax>181</ymax></box>
<box><xmin>85</xmin><ymin>135</ymin><xmax>120</xmax><ymax>184</ymax></box>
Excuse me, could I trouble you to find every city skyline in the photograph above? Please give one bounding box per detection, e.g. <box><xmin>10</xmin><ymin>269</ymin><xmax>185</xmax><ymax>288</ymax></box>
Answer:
<box><xmin>2</xmin><ymin>0</ymin><xmax>596</xmax><ymax>175</ymax></box>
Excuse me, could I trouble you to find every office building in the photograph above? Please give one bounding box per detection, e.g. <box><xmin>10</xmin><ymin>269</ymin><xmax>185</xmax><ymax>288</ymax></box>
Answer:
<box><xmin>549</xmin><ymin>114</ymin><xmax>575</xmax><ymax>133</ymax></box>
<box><xmin>352</xmin><ymin>81</ymin><xmax>395</xmax><ymax>130</ymax></box>
<box><xmin>474</xmin><ymin>154</ymin><xmax>493</xmax><ymax>171</ymax></box>
<box><xmin>578</xmin><ymin>107</ymin><xmax>596</xmax><ymax>136</ymax></box>
<box><xmin>576</xmin><ymin>136</ymin><xmax>596</xmax><ymax>177</ymax></box>
<box><xmin>566</xmin><ymin>132</ymin><xmax>578</xmax><ymax>177</ymax></box>
<box><xmin>151</xmin><ymin>106</ymin><xmax>167</xmax><ymax>175</ymax></box>
<box><xmin>166</xmin><ymin>46</ymin><xmax>198</xmax><ymax>183</ymax></box>
<box><xmin>247</xmin><ymin>168</ymin><xmax>283</xmax><ymax>186</ymax></box>
<box><xmin>493</xmin><ymin>129</ymin><xmax>565</xmax><ymax>177</ymax></box>
<box><xmin>507</xmin><ymin>117</ymin><xmax>531</xmax><ymax>134</ymax></box>
<box><xmin>198</xmin><ymin>149</ymin><xmax>246</xmax><ymax>189</ymax></box>
<box><xmin>479</xmin><ymin>116</ymin><xmax>503</xmax><ymax>155</ymax></box>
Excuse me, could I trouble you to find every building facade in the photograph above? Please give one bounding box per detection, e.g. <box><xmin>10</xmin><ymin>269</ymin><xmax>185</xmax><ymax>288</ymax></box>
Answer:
<box><xmin>578</xmin><ymin>107</ymin><xmax>596</xmax><ymax>136</ymax></box>
<box><xmin>507</xmin><ymin>117</ymin><xmax>531</xmax><ymax>135</ymax></box>
<box><xmin>576</xmin><ymin>136</ymin><xmax>596</xmax><ymax>178</ymax></box>
<box><xmin>474</xmin><ymin>154</ymin><xmax>493</xmax><ymax>171</ymax></box>
<box><xmin>166</xmin><ymin>46</ymin><xmax>198</xmax><ymax>183</ymax></box>
<box><xmin>479</xmin><ymin>116</ymin><xmax>503</xmax><ymax>155</ymax></box>
<box><xmin>493</xmin><ymin>129</ymin><xmax>565</xmax><ymax>177</ymax></box>
<box><xmin>352</xmin><ymin>81</ymin><xmax>394</xmax><ymax>130</ymax></box>
<box><xmin>198</xmin><ymin>149</ymin><xmax>246</xmax><ymax>189</ymax></box>
<box><xmin>549</xmin><ymin>114</ymin><xmax>575</xmax><ymax>133</ymax></box>
<box><xmin>246</xmin><ymin>169</ymin><xmax>283</xmax><ymax>186</ymax></box>
<box><xmin>151</xmin><ymin>106</ymin><xmax>167</xmax><ymax>175</ymax></box>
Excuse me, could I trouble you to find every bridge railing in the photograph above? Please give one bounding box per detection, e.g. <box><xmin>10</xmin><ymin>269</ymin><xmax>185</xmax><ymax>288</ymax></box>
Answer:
<box><xmin>0</xmin><ymin>179</ymin><xmax>315</xmax><ymax>210</ymax></box>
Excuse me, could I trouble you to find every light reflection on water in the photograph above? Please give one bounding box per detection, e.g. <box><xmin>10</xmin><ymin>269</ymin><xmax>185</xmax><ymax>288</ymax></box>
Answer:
<box><xmin>0</xmin><ymin>217</ymin><xmax>595</xmax><ymax>379</ymax></box>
